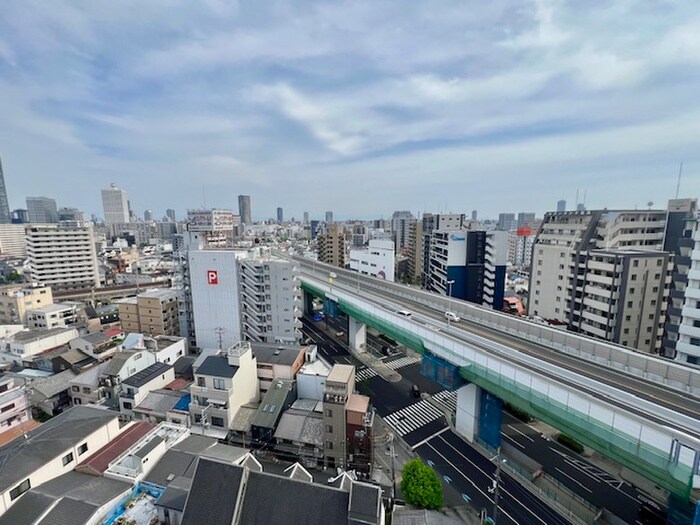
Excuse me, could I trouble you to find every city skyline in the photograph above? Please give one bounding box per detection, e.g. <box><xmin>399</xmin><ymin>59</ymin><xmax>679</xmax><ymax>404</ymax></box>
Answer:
<box><xmin>0</xmin><ymin>2</ymin><xmax>698</xmax><ymax>219</ymax></box>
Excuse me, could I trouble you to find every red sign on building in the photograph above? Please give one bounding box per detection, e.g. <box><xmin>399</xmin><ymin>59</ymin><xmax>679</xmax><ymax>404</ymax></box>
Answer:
<box><xmin>517</xmin><ymin>227</ymin><xmax>532</xmax><ymax>237</ymax></box>
<box><xmin>207</xmin><ymin>270</ymin><xmax>219</xmax><ymax>285</ymax></box>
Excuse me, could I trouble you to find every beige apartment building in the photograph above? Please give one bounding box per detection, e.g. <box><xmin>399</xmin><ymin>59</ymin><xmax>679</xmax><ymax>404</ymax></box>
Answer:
<box><xmin>317</xmin><ymin>223</ymin><xmax>346</xmax><ymax>268</ymax></box>
<box><xmin>323</xmin><ymin>364</ymin><xmax>355</xmax><ymax>470</ymax></box>
<box><xmin>0</xmin><ymin>284</ymin><xmax>53</xmax><ymax>325</ymax></box>
<box><xmin>117</xmin><ymin>288</ymin><xmax>179</xmax><ymax>336</ymax></box>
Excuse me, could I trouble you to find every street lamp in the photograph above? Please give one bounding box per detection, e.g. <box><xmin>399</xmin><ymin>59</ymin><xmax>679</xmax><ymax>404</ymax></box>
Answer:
<box><xmin>446</xmin><ymin>279</ymin><xmax>455</xmax><ymax>326</ymax></box>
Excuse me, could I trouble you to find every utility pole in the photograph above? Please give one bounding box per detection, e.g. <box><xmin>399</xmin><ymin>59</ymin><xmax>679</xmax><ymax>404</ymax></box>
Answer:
<box><xmin>487</xmin><ymin>447</ymin><xmax>503</xmax><ymax>525</ymax></box>
<box><xmin>390</xmin><ymin>433</ymin><xmax>397</xmax><ymax>503</ymax></box>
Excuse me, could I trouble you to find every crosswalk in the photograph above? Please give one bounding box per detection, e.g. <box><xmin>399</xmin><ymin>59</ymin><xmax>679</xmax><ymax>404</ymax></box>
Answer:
<box><xmin>355</xmin><ymin>367</ymin><xmax>378</xmax><ymax>381</ymax></box>
<box><xmin>383</xmin><ymin>356</ymin><xmax>421</xmax><ymax>370</ymax></box>
<box><xmin>432</xmin><ymin>390</ymin><xmax>457</xmax><ymax>413</ymax></box>
<box><xmin>384</xmin><ymin>400</ymin><xmax>445</xmax><ymax>436</ymax></box>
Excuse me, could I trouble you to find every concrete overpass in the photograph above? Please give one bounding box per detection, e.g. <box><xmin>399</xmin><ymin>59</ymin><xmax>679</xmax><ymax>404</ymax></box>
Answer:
<box><xmin>289</xmin><ymin>255</ymin><xmax>700</xmax><ymax>503</ymax></box>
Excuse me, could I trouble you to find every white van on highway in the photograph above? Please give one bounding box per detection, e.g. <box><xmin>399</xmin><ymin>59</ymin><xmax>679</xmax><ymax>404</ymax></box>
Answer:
<box><xmin>444</xmin><ymin>311</ymin><xmax>460</xmax><ymax>323</ymax></box>
<box><xmin>397</xmin><ymin>309</ymin><xmax>412</xmax><ymax>317</ymax></box>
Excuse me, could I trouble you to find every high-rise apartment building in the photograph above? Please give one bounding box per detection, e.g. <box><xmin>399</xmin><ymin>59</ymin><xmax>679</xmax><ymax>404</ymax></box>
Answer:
<box><xmin>26</xmin><ymin>222</ymin><xmax>100</xmax><ymax>292</ymax></box>
<box><xmin>497</xmin><ymin>213</ymin><xmax>516</xmax><ymax>231</ymax></box>
<box><xmin>557</xmin><ymin>200</ymin><xmax>566</xmax><ymax>213</ymax></box>
<box><xmin>675</xmin><ymin>219</ymin><xmax>700</xmax><ymax>364</ymax></box>
<box><xmin>407</xmin><ymin>220</ymin><xmax>423</xmax><ymax>284</ymax></box>
<box><xmin>661</xmin><ymin>198</ymin><xmax>697</xmax><ymax>358</ymax></box>
<box><xmin>325</xmin><ymin>211</ymin><xmax>334</xmax><ymax>224</ymax></box>
<box><xmin>529</xmin><ymin>209</ymin><xmax>670</xmax><ymax>353</ymax></box>
<box><xmin>166</xmin><ymin>208</ymin><xmax>177</xmax><ymax>222</ymax></box>
<box><xmin>26</xmin><ymin>196</ymin><xmax>58</xmax><ymax>223</ymax></box>
<box><xmin>391</xmin><ymin>211</ymin><xmax>414</xmax><ymax>255</ymax></box>
<box><xmin>0</xmin><ymin>157</ymin><xmax>11</xmax><ymax>224</ymax></box>
<box><xmin>0</xmin><ymin>224</ymin><xmax>28</xmax><ymax>256</ymax></box>
<box><xmin>101</xmin><ymin>183</ymin><xmax>130</xmax><ymax>226</ymax></box>
<box><xmin>117</xmin><ymin>288</ymin><xmax>180</xmax><ymax>337</ymax></box>
<box><xmin>508</xmin><ymin>228</ymin><xmax>536</xmax><ymax>268</ymax></box>
<box><xmin>317</xmin><ymin>223</ymin><xmax>346</xmax><ymax>268</ymax></box>
<box><xmin>238</xmin><ymin>195</ymin><xmax>252</xmax><ymax>226</ymax></box>
<box><xmin>421</xmin><ymin>213</ymin><xmax>465</xmax><ymax>288</ymax></box>
<box><xmin>276</xmin><ymin>207</ymin><xmax>283</xmax><ymax>223</ymax></box>
<box><xmin>239</xmin><ymin>253</ymin><xmax>302</xmax><ymax>344</ymax></box>
<box><xmin>144</xmin><ymin>210</ymin><xmax>153</xmax><ymax>222</ymax></box>
<box><xmin>426</xmin><ymin>229</ymin><xmax>507</xmax><ymax>310</ymax></box>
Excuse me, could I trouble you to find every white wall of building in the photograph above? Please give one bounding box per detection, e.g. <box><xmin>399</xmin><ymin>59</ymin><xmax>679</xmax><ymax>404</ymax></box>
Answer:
<box><xmin>348</xmin><ymin>239</ymin><xmax>395</xmax><ymax>281</ymax></box>
<box><xmin>188</xmin><ymin>250</ymin><xmax>242</xmax><ymax>350</ymax></box>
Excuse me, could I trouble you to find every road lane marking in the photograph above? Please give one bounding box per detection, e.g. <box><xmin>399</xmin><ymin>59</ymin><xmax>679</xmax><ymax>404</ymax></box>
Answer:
<box><xmin>507</xmin><ymin>424</ymin><xmax>534</xmax><ymax>442</ymax></box>
<box><xmin>412</xmin><ymin>427</ymin><xmax>450</xmax><ymax>450</ymax></box>
<box><xmin>501</xmin><ymin>433</ymin><xmax>524</xmax><ymax>449</ymax></box>
<box><xmin>554</xmin><ymin>467</ymin><xmax>593</xmax><ymax>494</ymax></box>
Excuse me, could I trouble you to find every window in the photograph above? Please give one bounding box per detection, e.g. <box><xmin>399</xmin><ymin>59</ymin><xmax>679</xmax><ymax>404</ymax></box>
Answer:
<box><xmin>326</xmin><ymin>425</ymin><xmax>333</xmax><ymax>433</ymax></box>
<box><xmin>78</xmin><ymin>443</ymin><xmax>88</xmax><ymax>456</ymax></box>
<box><xmin>82</xmin><ymin>387</ymin><xmax>90</xmax><ymax>394</ymax></box>
<box><xmin>211</xmin><ymin>417</ymin><xmax>224</xmax><ymax>427</ymax></box>
<box><xmin>213</xmin><ymin>378</ymin><xmax>226</xmax><ymax>390</ymax></box>
<box><xmin>627</xmin><ymin>301</ymin><xmax>633</xmax><ymax>308</ymax></box>
<box><xmin>629</xmin><ymin>288</ymin><xmax>635</xmax><ymax>294</ymax></box>
<box><xmin>631</xmin><ymin>274</ymin><xmax>637</xmax><ymax>281</ymax></box>
<box><xmin>9</xmin><ymin>479</ymin><xmax>30</xmax><ymax>501</ymax></box>
<box><xmin>62</xmin><ymin>452</ymin><xmax>74</xmax><ymax>466</ymax></box>
<box><xmin>326</xmin><ymin>441</ymin><xmax>333</xmax><ymax>450</ymax></box>
<box><xmin>623</xmin><ymin>328</ymin><xmax>629</xmax><ymax>334</ymax></box>
<box><xmin>72</xmin><ymin>386</ymin><xmax>80</xmax><ymax>393</ymax></box>
<box><xmin>325</xmin><ymin>409</ymin><xmax>333</xmax><ymax>417</ymax></box>
<box><xmin>1</xmin><ymin>403</ymin><xmax>15</xmax><ymax>413</ymax></box>
<box><xmin>197</xmin><ymin>377</ymin><xmax>205</xmax><ymax>387</ymax></box>
<box><xmin>625</xmin><ymin>315</ymin><xmax>631</xmax><ymax>321</ymax></box>
<box><xmin>123</xmin><ymin>402</ymin><xmax>132</xmax><ymax>410</ymax></box>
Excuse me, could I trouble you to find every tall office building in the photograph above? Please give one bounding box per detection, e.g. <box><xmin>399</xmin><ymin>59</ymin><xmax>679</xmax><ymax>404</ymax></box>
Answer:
<box><xmin>166</xmin><ymin>208</ymin><xmax>176</xmax><ymax>222</ymax></box>
<box><xmin>497</xmin><ymin>213</ymin><xmax>516</xmax><ymax>231</ymax></box>
<box><xmin>57</xmin><ymin>207</ymin><xmax>85</xmax><ymax>222</ymax></box>
<box><xmin>144</xmin><ymin>210</ymin><xmax>154</xmax><ymax>222</ymax></box>
<box><xmin>26</xmin><ymin>196</ymin><xmax>58</xmax><ymax>223</ymax></box>
<box><xmin>26</xmin><ymin>222</ymin><xmax>100</xmax><ymax>292</ymax></box>
<box><xmin>426</xmin><ymin>229</ymin><xmax>508</xmax><ymax>310</ymax></box>
<box><xmin>10</xmin><ymin>209</ymin><xmax>29</xmax><ymax>224</ymax></box>
<box><xmin>557</xmin><ymin>200</ymin><xmax>566</xmax><ymax>213</ymax></box>
<box><xmin>303</xmin><ymin>211</ymin><xmax>309</xmax><ymax>225</ymax></box>
<box><xmin>471</xmin><ymin>210</ymin><xmax>477</xmax><ymax>221</ymax></box>
<box><xmin>529</xmin><ymin>209</ymin><xmax>671</xmax><ymax>353</ymax></box>
<box><xmin>391</xmin><ymin>211</ymin><xmax>414</xmax><ymax>255</ymax></box>
<box><xmin>317</xmin><ymin>223</ymin><xmax>346</xmax><ymax>268</ymax></box>
<box><xmin>325</xmin><ymin>211</ymin><xmax>334</xmax><ymax>224</ymax></box>
<box><xmin>0</xmin><ymin>157</ymin><xmax>11</xmax><ymax>224</ymax></box>
<box><xmin>101</xmin><ymin>183</ymin><xmax>130</xmax><ymax>226</ymax></box>
<box><xmin>238</xmin><ymin>195</ymin><xmax>252</xmax><ymax>226</ymax></box>
<box><xmin>517</xmin><ymin>212</ymin><xmax>536</xmax><ymax>228</ymax></box>
<box><xmin>276</xmin><ymin>207</ymin><xmax>283</xmax><ymax>223</ymax></box>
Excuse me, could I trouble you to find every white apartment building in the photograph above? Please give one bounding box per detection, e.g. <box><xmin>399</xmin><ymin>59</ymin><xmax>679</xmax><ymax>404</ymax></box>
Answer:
<box><xmin>349</xmin><ymin>239</ymin><xmax>395</xmax><ymax>281</ymax></box>
<box><xmin>0</xmin><ymin>327</ymin><xmax>79</xmax><ymax>366</ymax></box>
<box><xmin>239</xmin><ymin>253</ymin><xmax>302</xmax><ymax>344</ymax></box>
<box><xmin>0</xmin><ymin>283</ymin><xmax>52</xmax><ymax>325</ymax></box>
<box><xmin>676</xmin><ymin>221</ymin><xmax>700</xmax><ymax>364</ymax></box>
<box><xmin>26</xmin><ymin>222</ymin><xmax>100</xmax><ymax>292</ymax></box>
<box><xmin>101</xmin><ymin>183</ymin><xmax>130</xmax><ymax>226</ymax></box>
<box><xmin>529</xmin><ymin>210</ymin><xmax>671</xmax><ymax>353</ymax></box>
<box><xmin>508</xmin><ymin>229</ymin><xmax>536</xmax><ymax>268</ymax></box>
<box><xmin>0</xmin><ymin>224</ymin><xmax>27</xmax><ymax>257</ymax></box>
<box><xmin>26</xmin><ymin>303</ymin><xmax>81</xmax><ymax>330</ymax></box>
<box><xmin>190</xmin><ymin>341</ymin><xmax>259</xmax><ymax>432</ymax></box>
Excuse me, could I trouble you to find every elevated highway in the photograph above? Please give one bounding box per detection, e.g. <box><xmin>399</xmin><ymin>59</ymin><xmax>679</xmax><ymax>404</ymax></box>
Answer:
<box><xmin>289</xmin><ymin>255</ymin><xmax>700</xmax><ymax>499</ymax></box>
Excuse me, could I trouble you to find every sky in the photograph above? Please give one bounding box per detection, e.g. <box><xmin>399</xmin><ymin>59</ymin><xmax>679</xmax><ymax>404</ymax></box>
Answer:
<box><xmin>0</xmin><ymin>0</ymin><xmax>699</xmax><ymax>222</ymax></box>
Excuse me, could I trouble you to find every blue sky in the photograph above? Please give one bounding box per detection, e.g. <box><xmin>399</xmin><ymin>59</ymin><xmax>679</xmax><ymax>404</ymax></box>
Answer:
<box><xmin>0</xmin><ymin>0</ymin><xmax>698</xmax><ymax>221</ymax></box>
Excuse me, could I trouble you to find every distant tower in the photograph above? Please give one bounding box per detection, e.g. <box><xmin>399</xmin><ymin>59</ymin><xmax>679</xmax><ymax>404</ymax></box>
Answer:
<box><xmin>303</xmin><ymin>211</ymin><xmax>309</xmax><ymax>224</ymax></box>
<box><xmin>277</xmin><ymin>207</ymin><xmax>283</xmax><ymax>223</ymax></box>
<box><xmin>557</xmin><ymin>200</ymin><xmax>566</xmax><ymax>213</ymax></box>
<box><xmin>471</xmin><ymin>210</ymin><xmax>477</xmax><ymax>221</ymax></box>
<box><xmin>0</xmin><ymin>156</ymin><xmax>11</xmax><ymax>224</ymax></box>
<box><xmin>144</xmin><ymin>210</ymin><xmax>153</xmax><ymax>221</ymax></box>
<box><xmin>325</xmin><ymin>211</ymin><xmax>334</xmax><ymax>224</ymax></box>
<box><xmin>238</xmin><ymin>195</ymin><xmax>252</xmax><ymax>225</ymax></box>
<box><xmin>101</xmin><ymin>183</ymin><xmax>130</xmax><ymax>225</ymax></box>
<box><xmin>166</xmin><ymin>208</ymin><xmax>176</xmax><ymax>222</ymax></box>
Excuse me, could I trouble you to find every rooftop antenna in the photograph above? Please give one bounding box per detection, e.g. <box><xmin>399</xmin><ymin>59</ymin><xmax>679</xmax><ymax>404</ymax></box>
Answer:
<box><xmin>675</xmin><ymin>162</ymin><xmax>684</xmax><ymax>199</ymax></box>
<box><xmin>575</xmin><ymin>188</ymin><xmax>580</xmax><ymax>207</ymax></box>
<box><xmin>583</xmin><ymin>189</ymin><xmax>587</xmax><ymax>206</ymax></box>
<box><xmin>202</xmin><ymin>185</ymin><xmax>207</xmax><ymax>209</ymax></box>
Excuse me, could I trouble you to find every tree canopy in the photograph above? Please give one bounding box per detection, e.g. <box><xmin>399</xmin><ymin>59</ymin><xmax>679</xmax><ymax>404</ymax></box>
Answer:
<box><xmin>400</xmin><ymin>458</ymin><xmax>444</xmax><ymax>510</ymax></box>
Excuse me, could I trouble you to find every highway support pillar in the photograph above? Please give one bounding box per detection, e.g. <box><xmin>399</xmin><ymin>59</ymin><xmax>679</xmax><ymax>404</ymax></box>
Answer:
<box><xmin>348</xmin><ymin>317</ymin><xmax>367</xmax><ymax>353</ymax></box>
<box><xmin>303</xmin><ymin>290</ymin><xmax>314</xmax><ymax>316</ymax></box>
<box><xmin>455</xmin><ymin>384</ymin><xmax>503</xmax><ymax>449</ymax></box>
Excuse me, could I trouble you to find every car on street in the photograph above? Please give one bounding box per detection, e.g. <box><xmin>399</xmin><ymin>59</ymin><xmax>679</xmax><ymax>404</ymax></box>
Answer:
<box><xmin>397</xmin><ymin>309</ymin><xmax>412</xmax><ymax>317</ymax></box>
<box><xmin>444</xmin><ymin>311</ymin><xmax>460</xmax><ymax>323</ymax></box>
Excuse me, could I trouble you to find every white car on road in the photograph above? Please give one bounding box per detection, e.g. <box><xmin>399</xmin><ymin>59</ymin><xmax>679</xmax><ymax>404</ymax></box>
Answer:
<box><xmin>444</xmin><ymin>311</ymin><xmax>460</xmax><ymax>323</ymax></box>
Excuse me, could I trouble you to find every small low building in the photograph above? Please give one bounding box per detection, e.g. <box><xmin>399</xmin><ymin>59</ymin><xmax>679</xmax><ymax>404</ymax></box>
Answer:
<box><xmin>29</xmin><ymin>369</ymin><xmax>77</xmax><ymax>416</ymax></box>
<box><xmin>250</xmin><ymin>379</ymin><xmax>296</xmax><ymax>443</ymax></box>
<box><xmin>69</xmin><ymin>329</ymin><xmax>124</xmax><ymax>361</ymax></box>
<box><xmin>0</xmin><ymin>328</ymin><xmax>78</xmax><ymax>366</ymax></box>
<box><xmin>0</xmin><ymin>375</ymin><xmax>30</xmax><ymax>437</ymax></box>
<box><xmin>119</xmin><ymin>362</ymin><xmax>175</xmax><ymax>418</ymax></box>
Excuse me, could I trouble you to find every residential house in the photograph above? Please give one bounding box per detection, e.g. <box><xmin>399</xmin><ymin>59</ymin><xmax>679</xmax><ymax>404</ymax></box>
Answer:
<box><xmin>0</xmin><ymin>376</ymin><xmax>30</xmax><ymax>437</ymax></box>
<box><xmin>119</xmin><ymin>362</ymin><xmax>175</xmax><ymax>418</ymax></box>
<box><xmin>252</xmin><ymin>342</ymin><xmax>305</xmax><ymax>395</ymax></box>
<box><xmin>0</xmin><ymin>328</ymin><xmax>78</xmax><ymax>366</ymax></box>
<box><xmin>68</xmin><ymin>329</ymin><xmax>124</xmax><ymax>361</ymax></box>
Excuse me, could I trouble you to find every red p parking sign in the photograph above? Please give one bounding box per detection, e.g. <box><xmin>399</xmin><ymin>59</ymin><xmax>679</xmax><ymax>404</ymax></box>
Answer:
<box><xmin>207</xmin><ymin>270</ymin><xmax>218</xmax><ymax>285</ymax></box>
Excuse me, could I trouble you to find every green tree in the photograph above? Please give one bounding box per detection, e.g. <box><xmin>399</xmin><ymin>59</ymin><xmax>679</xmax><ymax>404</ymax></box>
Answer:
<box><xmin>400</xmin><ymin>458</ymin><xmax>444</xmax><ymax>510</ymax></box>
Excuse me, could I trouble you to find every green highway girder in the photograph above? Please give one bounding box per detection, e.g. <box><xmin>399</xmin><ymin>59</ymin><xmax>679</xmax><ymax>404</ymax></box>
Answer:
<box><xmin>459</xmin><ymin>364</ymin><xmax>693</xmax><ymax>499</ymax></box>
<box><xmin>300</xmin><ymin>281</ymin><xmax>693</xmax><ymax>498</ymax></box>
